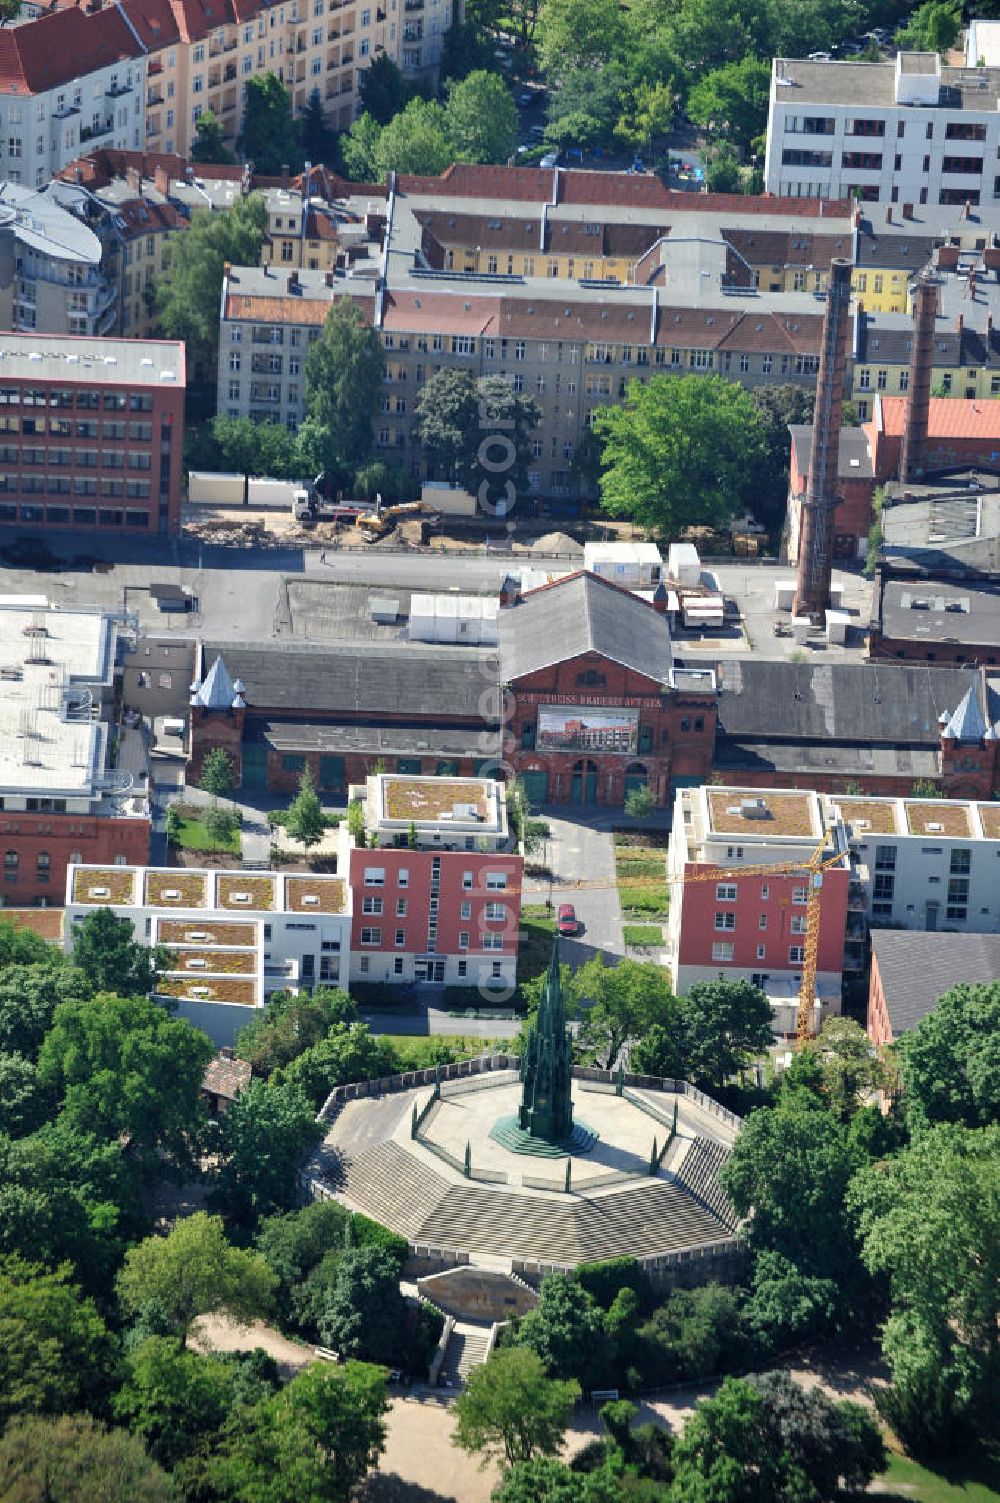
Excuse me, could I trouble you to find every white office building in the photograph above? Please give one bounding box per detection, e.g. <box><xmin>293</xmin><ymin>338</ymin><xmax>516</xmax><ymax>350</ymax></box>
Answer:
<box><xmin>765</xmin><ymin>51</ymin><xmax>1000</xmax><ymax>207</ymax></box>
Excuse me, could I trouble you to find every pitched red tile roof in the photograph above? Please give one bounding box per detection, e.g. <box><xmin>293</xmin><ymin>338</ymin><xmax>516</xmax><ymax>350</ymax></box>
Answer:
<box><xmin>117</xmin><ymin>0</ymin><xmax>180</xmax><ymax>50</ymax></box>
<box><xmin>877</xmin><ymin>394</ymin><xmax>1000</xmax><ymax>439</ymax></box>
<box><xmin>0</xmin><ymin>5</ymin><xmax>144</xmax><ymax>93</ymax></box>
<box><xmin>115</xmin><ymin>196</ymin><xmax>188</xmax><ymax>236</ymax></box>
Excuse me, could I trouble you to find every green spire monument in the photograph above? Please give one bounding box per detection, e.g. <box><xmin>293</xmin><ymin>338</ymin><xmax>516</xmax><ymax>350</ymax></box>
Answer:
<box><xmin>518</xmin><ymin>939</ymin><xmax>574</xmax><ymax>1142</ymax></box>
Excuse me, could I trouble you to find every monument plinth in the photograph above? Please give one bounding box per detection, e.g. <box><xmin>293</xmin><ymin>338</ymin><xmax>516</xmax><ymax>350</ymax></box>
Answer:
<box><xmin>491</xmin><ymin>939</ymin><xmax>596</xmax><ymax>1156</ymax></box>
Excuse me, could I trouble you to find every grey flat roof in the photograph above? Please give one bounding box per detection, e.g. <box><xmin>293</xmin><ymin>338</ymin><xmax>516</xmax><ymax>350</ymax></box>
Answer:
<box><xmin>0</xmin><ymin>332</ymin><xmax>184</xmax><ymax>387</ymax></box>
<box><xmin>713</xmin><ymin>737</ymin><xmax>942</xmax><ymax>779</ymax></box>
<box><xmin>202</xmin><ymin>641</ymin><xmax>497</xmax><ymax>721</ymax></box>
<box><xmin>501</xmin><ymin>571</ymin><xmax>673</xmax><ymax>684</ymax></box>
<box><xmin>773</xmin><ymin>58</ymin><xmax>897</xmax><ymax>106</ymax></box>
<box><xmin>0</xmin><ymin>181</ymin><xmax>101</xmax><ymax>264</ymax></box>
<box><xmin>855</xmin><ymin>232</ymin><xmax>936</xmax><ymax>272</ymax></box>
<box><xmin>871</xmin><ymin>929</ymin><xmax>1000</xmax><ymax>1035</ymax></box>
<box><xmin>790</xmin><ymin>423</ymin><xmax>874</xmax><ymax>480</ymax></box>
<box><xmin>714</xmin><ymin>659</ymin><xmax>977</xmax><ymax>744</ymax></box>
<box><xmin>250</xmin><ymin>718</ymin><xmax>501</xmax><ymax>759</ymax></box>
<box><xmin>879</xmin><ymin>576</ymin><xmax>1000</xmax><ymax>644</ymax></box>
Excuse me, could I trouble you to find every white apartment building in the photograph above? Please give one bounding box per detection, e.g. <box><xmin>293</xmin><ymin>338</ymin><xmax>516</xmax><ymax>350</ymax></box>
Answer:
<box><xmin>0</xmin><ymin>9</ymin><xmax>146</xmax><ymax>190</ymax></box>
<box><xmin>64</xmin><ymin>864</ymin><xmax>351</xmax><ymax>1046</ymax></box>
<box><xmin>765</xmin><ymin>51</ymin><xmax>1000</xmax><ymax>207</ymax></box>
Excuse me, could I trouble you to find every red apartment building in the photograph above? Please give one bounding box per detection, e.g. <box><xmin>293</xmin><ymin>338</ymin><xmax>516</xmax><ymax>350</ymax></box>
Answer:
<box><xmin>344</xmin><ymin>773</ymin><xmax>522</xmax><ymax>991</ymax></box>
<box><xmin>0</xmin><ymin>333</ymin><xmax>185</xmax><ymax>536</ymax></box>
<box><xmin>667</xmin><ymin>786</ymin><xmax>851</xmax><ymax>1037</ymax></box>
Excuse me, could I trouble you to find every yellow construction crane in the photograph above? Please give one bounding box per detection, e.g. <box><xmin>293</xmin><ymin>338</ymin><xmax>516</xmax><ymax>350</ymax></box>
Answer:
<box><xmin>664</xmin><ymin>834</ymin><xmax>848</xmax><ymax>1046</ymax></box>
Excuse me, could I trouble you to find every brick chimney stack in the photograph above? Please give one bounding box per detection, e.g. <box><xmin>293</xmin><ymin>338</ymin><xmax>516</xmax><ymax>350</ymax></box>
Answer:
<box><xmin>900</xmin><ymin>273</ymin><xmax>938</xmax><ymax>483</ymax></box>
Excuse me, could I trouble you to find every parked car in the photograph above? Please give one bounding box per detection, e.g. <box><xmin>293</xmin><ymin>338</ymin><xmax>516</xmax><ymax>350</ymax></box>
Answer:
<box><xmin>557</xmin><ymin>903</ymin><xmax>579</xmax><ymax>936</ymax></box>
<box><xmin>540</xmin><ymin>151</ymin><xmax>559</xmax><ymax>168</ymax></box>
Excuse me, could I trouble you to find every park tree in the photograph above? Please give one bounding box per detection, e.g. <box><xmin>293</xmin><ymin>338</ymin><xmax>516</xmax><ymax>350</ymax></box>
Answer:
<box><xmin>414</xmin><ymin>370</ymin><xmax>540</xmax><ymax>493</ymax></box>
<box><xmin>155</xmin><ymin>194</ymin><xmax>266</xmax><ymax>383</ymax></box>
<box><xmin>849</xmin><ymin>1122</ymin><xmax>1000</xmax><ymax>1456</ymax></box>
<box><xmin>804</xmin><ymin>1016</ymin><xmax>886</xmax><ymax>1122</ymax></box>
<box><xmin>303</xmin><ymin>298</ymin><xmax>385</xmax><ymax>483</ymax></box>
<box><xmin>630</xmin><ymin>1022</ymin><xmax>686</xmax><ymax>1080</ymax></box>
<box><xmin>240</xmin><ymin>71</ymin><xmax>300</xmax><ymax>175</ymax></box>
<box><xmin>748</xmin><ymin>383</ymin><xmax>814</xmax><ymax>532</ymax></box>
<box><xmin>301</xmin><ymin>87</ymin><xmax>335</xmax><ymax>165</ymax></box>
<box><xmin>191</xmin><ymin>107</ymin><xmax>234</xmax><ymax>163</ymax></box>
<box><xmin>0</xmin><ymin>1051</ymin><xmax>50</xmax><ymax>1137</ymax></box>
<box><xmin>283</xmin><ymin>768</ymin><xmax>327</xmax><ymax>850</ymax></box>
<box><xmin>68</xmin><ymin>907</ymin><xmax>164</xmax><ymax>997</ymax></box>
<box><xmin>255</xmin><ymin>1200</ymin><xmax>354</xmax><ymax>1323</ymax></box>
<box><xmin>894</xmin><ymin>980</ymin><xmax>1000</xmax><ymax>1130</ymax></box>
<box><xmin>0</xmin><ymin>1413</ymin><xmax>173</xmax><ymax>1503</ymax></box>
<box><xmin>215</xmin><ymin>1079</ymin><xmax>323</xmax><ymax>1225</ymax></box>
<box><xmin>278</xmin><ymin>1024</ymin><xmax>397</xmax><ymax>1109</ymax></box>
<box><xmin>543</xmin><ymin>66</ymin><xmax>625</xmax><ymax>154</ymax></box>
<box><xmin>677</xmin><ymin>978</ymin><xmax>773</xmax><ymax>1091</ymax></box>
<box><xmin>571</xmin><ymin>955</ymin><xmax>680</xmax><ymax>1070</ymax></box>
<box><xmin>741</xmin><ymin>1250</ymin><xmax>839</xmax><ymax>1352</ymax></box>
<box><xmin>445</xmin><ymin>70</ymin><xmax>518</xmax><ymax>163</ymax></box>
<box><xmin>114</xmin><ymin>1336</ymin><xmax>239</xmax><ymax>1470</ymax></box>
<box><xmin>536</xmin><ymin>0</ymin><xmax>620</xmax><ymax>76</ymax></box>
<box><xmin>199</xmin><ymin>746</ymin><xmax>236</xmax><ymax>798</ymax></box>
<box><xmin>593</xmin><ymin>375</ymin><xmax>768</xmax><ymax>538</ymax></box>
<box><xmin>211</xmin><ymin>415</ymin><xmax>301</xmax><ymax>493</ymax></box>
<box><xmin>117</xmin><ymin>1212</ymin><xmax>276</xmax><ymax>1343</ymax></box>
<box><xmin>203</xmin><ymin>802</ymin><xmax>240</xmax><ymax>851</ymax></box>
<box><xmin>414</xmin><ymin>368</ymin><xmax>480</xmax><ymax>480</ymax></box>
<box><xmin>440</xmin><ymin>20</ymin><xmax>498</xmax><ymax>82</ymax></box>
<box><xmin>705</xmin><ymin>145</ymin><xmax>743</xmax><ymax>194</ymax></box>
<box><xmin>615</xmin><ymin>78</ymin><xmax>676</xmax><ymax>155</ymax></box>
<box><xmin>206</xmin><ymin>1360</ymin><xmax>388</xmax><ymax>1503</ymax></box>
<box><xmin>236</xmin><ymin>986</ymin><xmax>357</xmax><ymax>1078</ymax></box>
<box><xmin>316</xmin><ymin>1246</ymin><xmax>408</xmax><ymax>1363</ymax></box>
<box><xmin>721</xmin><ymin>1092</ymin><xmax>862</xmax><ymax>1286</ymax></box>
<box><xmin>635</xmin><ymin>1282</ymin><xmax>746</xmax><ymax>1386</ymax></box>
<box><xmin>374</xmin><ymin>97</ymin><xmax>453</xmax><ymax>176</ymax></box>
<box><xmin>454</xmin><ymin>1345</ymin><xmax>580</xmax><ymax>1467</ymax></box>
<box><xmin>0</xmin><ymin>962</ymin><xmax>89</xmax><ymax>1060</ymax></box>
<box><xmin>896</xmin><ymin>0</ymin><xmax>960</xmax><ymax>52</ymax></box>
<box><xmin>687</xmin><ymin>56</ymin><xmax>770</xmax><ymax>160</ymax></box>
<box><xmin>745</xmin><ymin>1371</ymin><xmax>886</xmax><ymax>1499</ymax></box>
<box><xmin>0</xmin><ymin>1256</ymin><xmax>117</xmax><ymax>1427</ymax></box>
<box><xmin>37</xmin><ymin>991</ymin><xmax>212</xmax><ymax>1168</ymax></box>
<box><xmin>357</xmin><ymin>54</ymin><xmax>411</xmax><ymax>124</ymax></box>
<box><xmin>514</xmin><ymin>1273</ymin><xmax>614</xmax><ymax>1390</ymax></box>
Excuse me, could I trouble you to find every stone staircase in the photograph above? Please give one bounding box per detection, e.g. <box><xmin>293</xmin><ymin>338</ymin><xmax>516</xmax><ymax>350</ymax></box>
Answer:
<box><xmin>675</xmin><ymin>1136</ymin><xmax>738</xmax><ymax>1228</ymax></box>
<box><xmin>436</xmin><ymin>1322</ymin><xmax>493</xmax><ymax>1389</ymax></box>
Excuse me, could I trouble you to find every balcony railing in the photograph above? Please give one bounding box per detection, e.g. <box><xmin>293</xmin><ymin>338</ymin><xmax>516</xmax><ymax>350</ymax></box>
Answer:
<box><xmin>105</xmin><ymin>81</ymin><xmax>132</xmax><ymax>97</ymax></box>
<box><xmin>80</xmin><ymin>118</ymin><xmax>114</xmax><ymax>142</ymax></box>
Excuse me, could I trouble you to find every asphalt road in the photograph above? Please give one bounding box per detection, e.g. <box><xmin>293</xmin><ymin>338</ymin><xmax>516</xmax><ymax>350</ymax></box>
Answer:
<box><xmin>526</xmin><ymin>813</ymin><xmax>624</xmax><ymax>963</ymax></box>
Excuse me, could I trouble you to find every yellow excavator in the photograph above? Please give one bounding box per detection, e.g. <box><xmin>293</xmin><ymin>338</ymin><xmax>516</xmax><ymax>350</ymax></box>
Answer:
<box><xmin>355</xmin><ymin>496</ymin><xmax>435</xmax><ymax>540</ymax></box>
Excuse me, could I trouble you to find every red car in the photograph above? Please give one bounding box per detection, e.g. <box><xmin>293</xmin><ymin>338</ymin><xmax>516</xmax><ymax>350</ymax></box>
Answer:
<box><xmin>557</xmin><ymin>903</ymin><xmax>579</xmax><ymax>936</ymax></box>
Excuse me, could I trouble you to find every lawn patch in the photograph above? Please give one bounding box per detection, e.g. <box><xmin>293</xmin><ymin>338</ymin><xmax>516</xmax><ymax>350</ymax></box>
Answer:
<box><xmin>623</xmin><ymin>924</ymin><xmax>663</xmax><ymax>948</ymax></box>
<box><xmin>174</xmin><ymin>815</ymin><xmax>241</xmax><ymax>855</ymax></box>
<box><xmin>879</xmin><ymin>1451</ymin><xmax>1000</xmax><ymax>1503</ymax></box>
<box><xmin>518</xmin><ymin>911</ymin><xmax>556</xmax><ymax>980</ymax></box>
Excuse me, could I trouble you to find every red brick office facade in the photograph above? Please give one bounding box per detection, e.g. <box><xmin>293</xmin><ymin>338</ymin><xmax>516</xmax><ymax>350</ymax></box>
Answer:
<box><xmin>0</xmin><ymin>810</ymin><xmax>150</xmax><ymax>907</ymax></box>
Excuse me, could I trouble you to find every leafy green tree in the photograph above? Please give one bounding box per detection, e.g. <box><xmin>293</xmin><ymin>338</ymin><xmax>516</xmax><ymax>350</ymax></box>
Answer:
<box><xmin>705</xmin><ymin>145</ymin><xmax>743</xmax><ymax>194</ymax></box>
<box><xmin>0</xmin><ymin>1118</ymin><xmax>143</xmax><ymax>1292</ymax></box>
<box><xmin>630</xmin><ymin>1023</ymin><xmax>686</xmax><ymax>1080</ymax></box>
<box><xmin>414</xmin><ymin>371</ymin><xmax>540</xmax><ymax>492</ymax></box>
<box><xmin>284</xmin><ymin>768</ymin><xmax>327</xmax><ymax>850</ymax></box>
<box><xmin>414</xmin><ymin>368</ymin><xmax>480</xmax><ymax>480</ymax></box>
<box><xmin>316</xmin><ymin>1246</ymin><xmax>408</xmax><ymax>1363</ymax></box>
<box><xmin>0</xmin><ymin>916</ymin><xmax>61</xmax><ymax>968</ymax></box>
<box><xmin>240</xmin><ymin>71</ymin><xmax>300</xmax><ymax>175</ymax></box>
<box><xmin>747</xmin><ymin>383</ymin><xmax>814</xmax><ymax>532</ymax></box>
<box><xmin>494</xmin><ymin>1459</ymin><xmax>622</xmax><ymax>1502</ymax></box>
<box><xmin>114</xmin><ymin>1336</ymin><xmax>236</xmax><ymax>1469</ymax></box>
<box><xmin>571</xmin><ymin>956</ymin><xmax>680</xmax><ymax>1071</ymax></box>
<box><xmin>278</xmin><ymin>1024</ymin><xmax>397</xmax><ymax>1109</ymax></box>
<box><xmin>211</xmin><ymin>415</ymin><xmax>301</xmax><ymax>490</ymax></box>
<box><xmin>236</xmin><ymin>986</ymin><xmax>357</xmax><ymax>1078</ymax></box>
<box><xmin>301</xmin><ymin>86</ymin><xmax>335</xmax><ymax>165</ymax></box>
<box><xmin>357</xmin><ymin>55</ymin><xmax>411</xmax><ymax>124</ymax></box>
<box><xmin>199</xmin><ymin>746</ymin><xmax>235</xmax><ymax>798</ymax></box>
<box><xmin>0</xmin><ymin>1257</ymin><xmax>117</xmax><ymax>1427</ymax></box>
<box><xmin>454</xmin><ymin>1346</ymin><xmax>580</xmax><ymax>1468</ymax></box>
<box><xmin>721</xmin><ymin>1093</ymin><xmax>861</xmax><ymax>1286</ymax></box>
<box><xmin>0</xmin><ymin>1051</ymin><xmax>50</xmax><ymax>1137</ymax></box>
<box><xmin>117</xmin><ymin>1212</ymin><xmax>276</xmax><ymax>1344</ymax></box>
<box><xmin>68</xmin><ymin>908</ymin><xmax>164</xmax><ymax>998</ymax></box>
<box><xmin>0</xmin><ymin>1413</ymin><xmax>174</xmax><ymax>1503</ymax></box>
<box><xmin>687</xmin><ymin>56</ymin><xmax>770</xmax><ymax>160</ymax></box>
<box><xmin>206</xmin><ymin>1360</ymin><xmax>388</xmax><ymax>1503</ymax></box>
<box><xmin>340</xmin><ymin>112</ymin><xmax>383</xmax><ymax>180</ymax></box>
<box><xmin>635</xmin><ymin>1282</ymin><xmax>747</xmax><ymax>1386</ymax></box>
<box><xmin>896</xmin><ymin>0</ymin><xmax>960</xmax><ymax>52</ymax></box>
<box><xmin>678</xmin><ymin>979</ymin><xmax>773</xmax><ymax>1091</ymax></box>
<box><xmin>191</xmin><ymin>108</ymin><xmax>234</xmax><ymax>163</ymax></box>
<box><xmin>0</xmin><ymin>962</ymin><xmax>90</xmax><ymax>1060</ymax></box>
<box><xmin>155</xmin><ymin>193</ymin><xmax>266</xmax><ymax>382</ymax></box>
<box><xmin>804</xmin><ymin>1017</ymin><xmax>886</xmax><ymax>1122</ymax></box>
<box><xmin>745</xmin><ymin>1370</ymin><xmax>886</xmax><ymax>1499</ymax></box>
<box><xmin>849</xmin><ymin>1123</ymin><xmax>1000</xmax><ymax>1456</ymax></box>
<box><xmin>543</xmin><ymin>64</ymin><xmax>626</xmax><ymax>153</ymax></box>
<box><xmin>203</xmin><ymin>803</ymin><xmax>240</xmax><ymax>850</ymax></box>
<box><xmin>215</xmin><ymin>1079</ymin><xmax>323</xmax><ymax>1225</ymax></box>
<box><xmin>374</xmin><ymin>97</ymin><xmax>453</xmax><ymax>176</ymax></box>
<box><xmin>514</xmin><ymin>1273</ymin><xmax>614</xmax><ymax>1390</ymax></box>
<box><xmin>37</xmin><ymin>992</ymin><xmax>212</xmax><ymax>1169</ymax></box>
<box><xmin>669</xmin><ymin>1377</ymin><xmax>783</xmax><ymax>1501</ymax></box>
<box><xmin>741</xmin><ymin>1250</ymin><xmax>839</xmax><ymax>1353</ymax></box>
<box><xmin>440</xmin><ymin>20</ymin><xmax>498</xmax><ymax>82</ymax></box>
<box><xmin>445</xmin><ymin>70</ymin><xmax>518</xmax><ymax>163</ymax></box>
<box><xmin>593</xmin><ymin>375</ymin><xmax>768</xmax><ymax>537</ymax></box>
<box><xmin>303</xmin><ymin>298</ymin><xmax>385</xmax><ymax>484</ymax></box>
<box><xmin>536</xmin><ymin>0</ymin><xmax>620</xmax><ymax>76</ymax></box>
<box><xmin>894</xmin><ymin>980</ymin><xmax>1000</xmax><ymax>1130</ymax></box>
<box><xmin>623</xmin><ymin>784</ymin><xmax>655</xmax><ymax>820</ymax></box>
<box><xmin>255</xmin><ymin>1200</ymin><xmax>353</xmax><ymax>1322</ymax></box>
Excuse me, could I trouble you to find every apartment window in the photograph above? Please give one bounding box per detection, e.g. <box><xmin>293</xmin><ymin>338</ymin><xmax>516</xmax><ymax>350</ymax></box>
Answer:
<box><xmin>482</xmin><ymin>933</ymin><xmax>503</xmax><ymax>950</ymax></box>
<box><xmin>462</xmin><ymin>870</ymin><xmax>474</xmax><ymax>889</ymax></box>
<box><xmin>876</xmin><ymin>369</ymin><xmax>888</xmax><ymax>390</ymax></box>
<box><xmin>397</xmin><ymin>868</ymin><xmax>409</xmax><ymax>887</ymax></box>
<box><xmin>791</xmin><ymin>915</ymin><xmax>807</xmax><ymax>935</ymax></box>
<box><xmin>485</xmin><ymin>902</ymin><xmax>506</xmax><ymax>921</ymax></box>
<box><xmin>789</xmin><ymin>945</ymin><xmax>805</xmax><ymax>964</ymax></box>
<box><xmin>711</xmin><ymin>941</ymin><xmax>734</xmax><ymax>962</ymax></box>
<box><xmin>486</xmin><ymin>872</ymin><xmax>507</xmax><ymax>890</ymax></box>
<box><xmin>364</xmin><ymin>866</ymin><xmax>385</xmax><ymax>886</ymax></box>
<box><xmin>716</xmin><ymin>883</ymin><xmax>737</xmax><ymax>901</ymax></box>
<box><xmin>459</xmin><ymin>901</ymin><xmax>472</xmax><ymax>920</ymax></box>
<box><xmin>3</xmin><ymin>850</ymin><xmax>16</xmax><ymax>871</ymax></box>
<box><xmin>395</xmin><ymin>929</ymin><xmax>405</xmax><ymax>947</ymax></box>
<box><xmin>393</xmin><ymin>956</ymin><xmax>404</xmax><ymax>974</ymax></box>
<box><xmin>396</xmin><ymin>898</ymin><xmax>407</xmax><ymax>916</ymax></box>
<box><xmin>714</xmin><ymin>912</ymin><xmax>736</xmax><ymax>931</ymax></box>
<box><xmin>360</xmin><ymin>927</ymin><xmax>382</xmax><ymax>945</ymax></box>
<box><xmin>759</xmin><ymin>914</ymin><xmax>767</xmax><ymax>930</ymax></box>
<box><xmin>950</xmin><ymin>848</ymin><xmax>971</xmax><ymax>874</ymax></box>
<box><xmin>459</xmin><ymin>931</ymin><xmax>469</xmax><ymax>950</ymax></box>
<box><xmin>858</xmin><ymin>368</ymin><xmax>871</xmax><ymax>390</ymax></box>
<box><xmin>760</xmin><ymin>884</ymin><xmax>769</xmax><ymax>900</ymax></box>
<box><xmin>725</xmin><ymin>846</ymin><xmax>745</xmax><ymax>861</ymax></box>
<box><xmin>791</xmin><ymin>886</ymin><xmax>808</xmax><ymax>904</ymax></box>
<box><xmin>875</xmin><ymin>844</ymin><xmax>896</xmax><ymax>871</ymax></box>
<box><xmin>362</xmin><ymin>896</ymin><xmax>383</xmax><ymax>915</ymax></box>
<box><xmin>756</xmin><ymin>944</ymin><xmax>766</xmax><ymax>960</ymax></box>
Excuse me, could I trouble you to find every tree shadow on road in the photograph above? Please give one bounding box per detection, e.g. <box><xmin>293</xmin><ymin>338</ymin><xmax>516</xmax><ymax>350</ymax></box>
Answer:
<box><xmin>361</xmin><ymin>1474</ymin><xmax>459</xmax><ymax>1503</ymax></box>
